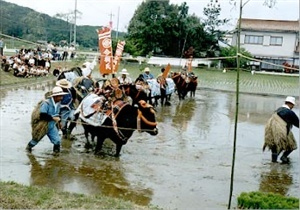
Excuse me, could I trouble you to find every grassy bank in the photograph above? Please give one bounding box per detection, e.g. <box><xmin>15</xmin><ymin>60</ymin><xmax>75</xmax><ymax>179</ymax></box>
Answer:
<box><xmin>0</xmin><ymin>181</ymin><xmax>157</xmax><ymax>209</ymax></box>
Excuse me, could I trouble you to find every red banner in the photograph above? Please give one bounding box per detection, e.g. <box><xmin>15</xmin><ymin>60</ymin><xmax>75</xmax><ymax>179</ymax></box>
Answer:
<box><xmin>98</xmin><ymin>27</ymin><xmax>113</xmax><ymax>75</ymax></box>
<box><xmin>112</xmin><ymin>40</ymin><xmax>126</xmax><ymax>74</ymax></box>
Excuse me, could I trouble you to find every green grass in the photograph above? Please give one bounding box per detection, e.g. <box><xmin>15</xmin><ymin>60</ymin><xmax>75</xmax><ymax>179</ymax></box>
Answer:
<box><xmin>0</xmin><ymin>181</ymin><xmax>159</xmax><ymax>209</ymax></box>
<box><xmin>1</xmin><ymin>58</ymin><xmax>299</xmax><ymax>97</ymax></box>
<box><xmin>237</xmin><ymin>191</ymin><xmax>299</xmax><ymax>209</ymax></box>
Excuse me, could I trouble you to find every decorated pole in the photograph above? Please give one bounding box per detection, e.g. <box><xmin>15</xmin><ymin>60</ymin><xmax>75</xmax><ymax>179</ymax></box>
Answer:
<box><xmin>228</xmin><ymin>0</ymin><xmax>242</xmax><ymax>208</ymax></box>
<box><xmin>162</xmin><ymin>63</ymin><xmax>171</xmax><ymax>78</ymax></box>
<box><xmin>186</xmin><ymin>56</ymin><xmax>193</xmax><ymax>72</ymax></box>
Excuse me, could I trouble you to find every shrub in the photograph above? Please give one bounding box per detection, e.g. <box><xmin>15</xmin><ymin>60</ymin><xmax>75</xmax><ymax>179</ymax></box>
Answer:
<box><xmin>237</xmin><ymin>191</ymin><xmax>299</xmax><ymax>209</ymax></box>
<box><xmin>220</xmin><ymin>46</ymin><xmax>252</xmax><ymax>68</ymax></box>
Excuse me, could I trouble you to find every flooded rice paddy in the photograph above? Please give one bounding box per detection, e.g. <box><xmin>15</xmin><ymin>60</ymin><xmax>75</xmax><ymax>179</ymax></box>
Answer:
<box><xmin>0</xmin><ymin>82</ymin><xmax>299</xmax><ymax>209</ymax></box>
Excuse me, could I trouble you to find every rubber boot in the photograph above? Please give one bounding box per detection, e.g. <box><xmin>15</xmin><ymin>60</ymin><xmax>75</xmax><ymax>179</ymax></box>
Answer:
<box><xmin>26</xmin><ymin>141</ymin><xmax>36</xmax><ymax>153</ymax></box>
<box><xmin>271</xmin><ymin>153</ymin><xmax>278</xmax><ymax>163</ymax></box>
<box><xmin>53</xmin><ymin>144</ymin><xmax>60</xmax><ymax>154</ymax></box>
<box><xmin>280</xmin><ymin>150</ymin><xmax>292</xmax><ymax>164</ymax></box>
<box><xmin>270</xmin><ymin>147</ymin><xmax>278</xmax><ymax>163</ymax></box>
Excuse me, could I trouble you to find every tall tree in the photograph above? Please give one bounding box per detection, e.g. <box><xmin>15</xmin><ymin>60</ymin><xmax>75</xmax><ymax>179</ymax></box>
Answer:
<box><xmin>127</xmin><ymin>0</ymin><xmax>209</xmax><ymax>57</ymax></box>
<box><xmin>203</xmin><ymin>0</ymin><xmax>229</xmax><ymax>57</ymax></box>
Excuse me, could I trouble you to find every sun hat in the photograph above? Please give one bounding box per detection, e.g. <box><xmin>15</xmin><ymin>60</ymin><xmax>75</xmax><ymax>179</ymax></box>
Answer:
<box><xmin>144</xmin><ymin>67</ymin><xmax>150</xmax><ymax>72</ymax></box>
<box><xmin>285</xmin><ymin>96</ymin><xmax>296</xmax><ymax>105</ymax></box>
<box><xmin>56</xmin><ymin>79</ymin><xmax>71</xmax><ymax>89</ymax></box>
<box><xmin>120</xmin><ymin>68</ymin><xmax>129</xmax><ymax>75</ymax></box>
<box><xmin>50</xmin><ymin>86</ymin><xmax>68</xmax><ymax>97</ymax></box>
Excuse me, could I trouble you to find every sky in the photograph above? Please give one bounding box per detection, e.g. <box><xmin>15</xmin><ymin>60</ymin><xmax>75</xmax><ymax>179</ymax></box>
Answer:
<box><xmin>3</xmin><ymin>0</ymin><xmax>299</xmax><ymax>32</ymax></box>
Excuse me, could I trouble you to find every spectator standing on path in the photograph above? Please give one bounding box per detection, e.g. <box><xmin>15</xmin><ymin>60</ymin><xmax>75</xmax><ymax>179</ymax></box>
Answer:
<box><xmin>0</xmin><ymin>38</ymin><xmax>4</xmax><ymax>56</ymax></box>
<box><xmin>62</xmin><ymin>44</ymin><xmax>69</xmax><ymax>61</ymax></box>
<box><xmin>263</xmin><ymin>96</ymin><xmax>299</xmax><ymax>164</ymax></box>
<box><xmin>69</xmin><ymin>44</ymin><xmax>76</xmax><ymax>59</ymax></box>
<box><xmin>26</xmin><ymin>86</ymin><xmax>68</xmax><ymax>154</ymax></box>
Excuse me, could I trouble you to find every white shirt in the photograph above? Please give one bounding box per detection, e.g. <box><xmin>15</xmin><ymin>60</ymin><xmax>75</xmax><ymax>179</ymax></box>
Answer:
<box><xmin>118</xmin><ymin>76</ymin><xmax>132</xmax><ymax>84</ymax></box>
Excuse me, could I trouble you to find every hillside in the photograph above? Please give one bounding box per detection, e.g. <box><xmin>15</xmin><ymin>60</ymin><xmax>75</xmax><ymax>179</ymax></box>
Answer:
<box><xmin>0</xmin><ymin>0</ymin><xmax>126</xmax><ymax>49</ymax></box>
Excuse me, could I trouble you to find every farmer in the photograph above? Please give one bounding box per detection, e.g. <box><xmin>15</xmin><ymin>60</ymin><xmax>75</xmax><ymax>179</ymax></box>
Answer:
<box><xmin>26</xmin><ymin>86</ymin><xmax>68</xmax><ymax>154</ymax></box>
<box><xmin>118</xmin><ymin>68</ymin><xmax>132</xmax><ymax>85</ymax></box>
<box><xmin>56</xmin><ymin>79</ymin><xmax>77</xmax><ymax>139</ymax></box>
<box><xmin>263</xmin><ymin>96</ymin><xmax>299</xmax><ymax>163</ymax></box>
<box><xmin>142</xmin><ymin>67</ymin><xmax>154</xmax><ymax>80</ymax></box>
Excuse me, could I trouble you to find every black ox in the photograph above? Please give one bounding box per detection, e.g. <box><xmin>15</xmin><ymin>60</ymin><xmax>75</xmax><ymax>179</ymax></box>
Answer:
<box><xmin>82</xmin><ymin>100</ymin><xmax>158</xmax><ymax>157</ymax></box>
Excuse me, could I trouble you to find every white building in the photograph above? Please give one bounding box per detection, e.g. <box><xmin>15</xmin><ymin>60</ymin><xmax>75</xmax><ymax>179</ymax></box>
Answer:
<box><xmin>231</xmin><ymin>18</ymin><xmax>299</xmax><ymax>71</ymax></box>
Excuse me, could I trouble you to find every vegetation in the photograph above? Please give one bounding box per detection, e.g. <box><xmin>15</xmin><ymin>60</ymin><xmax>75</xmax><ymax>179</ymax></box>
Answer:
<box><xmin>0</xmin><ymin>0</ymin><xmax>125</xmax><ymax>49</ymax></box>
<box><xmin>202</xmin><ymin>0</ymin><xmax>229</xmax><ymax>57</ymax></box>
<box><xmin>220</xmin><ymin>46</ymin><xmax>252</xmax><ymax>68</ymax></box>
<box><xmin>237</xmin><ymin>191</ymin><xmax>299</xmax><ymax>209</ymax></box>
<box><xmin>126</xmin><ymin>0</ymin><xmax>228</xmax><ymax>57</ymax></box>
<box><xmin>1</xmin><ymin>0</ymin><xmax>229</xmax><ymax>58</ymax></box>
<box><xmin>0</xmin><ymin>181</ymin><xmax>158</xmax><ymax>209</ymax></box>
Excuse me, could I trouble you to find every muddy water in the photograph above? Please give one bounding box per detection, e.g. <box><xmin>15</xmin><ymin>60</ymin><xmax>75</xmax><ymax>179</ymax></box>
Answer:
<box><xmin>0</xmin><ymin>83</ymin><xmax>299</xmax><ymax>209</ymax></box>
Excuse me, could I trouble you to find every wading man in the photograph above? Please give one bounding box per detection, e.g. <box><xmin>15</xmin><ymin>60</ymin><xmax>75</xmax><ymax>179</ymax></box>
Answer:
<box><xmin>56</xmin><ymin>79</ymin><xmax>77</xmax><ymax>139</ymax></box>
<box><xmin>26</xmin><ymin>86</ymin><xmax>67</xmax><ymax>154</ymax></box>
<box><xmin>263</xmin><ymin>96</ymin><xmax>299</xmax><ymax>164</ymax></box>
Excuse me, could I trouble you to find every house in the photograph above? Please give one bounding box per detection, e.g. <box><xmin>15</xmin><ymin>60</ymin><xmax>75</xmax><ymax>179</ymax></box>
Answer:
<box><xmin>231</xmin><ymin>18</ymin><xmax>299</xmax><ymax>72</ymax></box>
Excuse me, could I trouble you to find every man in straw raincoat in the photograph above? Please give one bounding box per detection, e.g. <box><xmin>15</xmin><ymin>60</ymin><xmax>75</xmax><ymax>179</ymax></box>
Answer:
<box><xmin>26</xmin><ymin>86</ymin><xmax>68</xmax><ymax>154</ymax></box>
<box><xmin>263</xmin><ymin>96</ymin><xmax>299</xmax><ymax>164</ymax></box>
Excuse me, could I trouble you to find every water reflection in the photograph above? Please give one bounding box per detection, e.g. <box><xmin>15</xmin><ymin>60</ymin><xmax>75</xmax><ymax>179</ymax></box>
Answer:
<box><xmin>27</xmin><ymin>153</ymin><xmax>153</xmax><ymax>206</ymax></box>
<box><xmin>172</xmin><ymin>99</ymin><xmax>197</xmax><ymax>131</ymax></box>
<box><xmin>259</xmin><ymin>164</ymin><xmax>293</xmax><ymax>195</ymax></box>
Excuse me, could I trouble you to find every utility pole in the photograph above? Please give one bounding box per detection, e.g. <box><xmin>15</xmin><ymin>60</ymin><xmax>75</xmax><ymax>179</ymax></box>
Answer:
<box><xmin>73</xmin><ymin>0</ymin><xmax>77</xmax><ymax>46</ymax></box>
<box><xmin>109</xmin><ymin>11</ymin><xmax>114</xmax><ymax>29</ymax></box>
<box><xmin>116</xmin><ymin>7</ymin><xmax>120</xmax><ymax>39</ymax></box>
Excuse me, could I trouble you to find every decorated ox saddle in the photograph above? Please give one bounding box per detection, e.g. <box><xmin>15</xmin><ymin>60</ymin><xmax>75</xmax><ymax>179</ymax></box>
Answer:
<box><xmin>75</xmin><ymin>93</ymin><xmax>129</xmax><ymax>127</ymax></box>
<box><xmin>147</xmin><ymin>78</ymin><xmax>175</xmax><ymax>97</ymax></box>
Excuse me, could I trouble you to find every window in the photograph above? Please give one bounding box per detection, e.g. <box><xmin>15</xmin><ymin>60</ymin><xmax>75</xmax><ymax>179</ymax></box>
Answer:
<box><xmin>244</xmin><ymin>35</ymin><xmax>263</xmax><ymax>44</ymax></box>
<box><xmin>270</xmin><ymin>36</ymin><xmax>283</xmax><ymax>46</ymax></box>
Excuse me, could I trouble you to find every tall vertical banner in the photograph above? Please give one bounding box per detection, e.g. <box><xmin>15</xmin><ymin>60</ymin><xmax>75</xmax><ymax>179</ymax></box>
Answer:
<box><xmin>98</xmin><ymin>27</ymin><xmax>113</xmax><ymax>75</ymax></box>
<box><xmin>112</xmin><ymin>40</ymin><xmax>126</xmax><ymax>74</ymax></box>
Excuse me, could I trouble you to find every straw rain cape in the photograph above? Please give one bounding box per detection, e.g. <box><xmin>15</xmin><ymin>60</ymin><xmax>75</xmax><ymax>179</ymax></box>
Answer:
<box><xmin>263</xmin><ymin>113</ymin><xmax>297</xmax><ymax>153</ymax></box>
<box><xmin>31</xmin><ymin>100</ymin><xmax>48</xmax><ymax>142</ymax></box>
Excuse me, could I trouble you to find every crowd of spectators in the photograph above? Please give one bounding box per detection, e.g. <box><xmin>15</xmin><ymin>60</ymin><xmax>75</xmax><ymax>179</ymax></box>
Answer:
<box><xmin>46</xmin><ymin>42</ymin><xmax>76</xmax><ymax>61</ymax></box>
<box><xmin>1</xmin><ymin>47</ymin><xmax>52</xmax><ymax>78</ymax></box>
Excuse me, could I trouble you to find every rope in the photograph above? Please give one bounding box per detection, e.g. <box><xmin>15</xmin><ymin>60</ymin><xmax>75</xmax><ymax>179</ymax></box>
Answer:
<box><xmin>238</xmin><ymin>53</ymin><xmax>299</xmax><ymax>71</ymax></box>
<box><xmin>66</xmin><ymin>118</ymin><xmax>157</xmax><ymax>133</ymax></box>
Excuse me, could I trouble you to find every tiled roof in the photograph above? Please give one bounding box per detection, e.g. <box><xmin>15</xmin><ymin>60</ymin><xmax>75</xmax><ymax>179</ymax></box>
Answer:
<box><xmin>240</xmin><ymin>18</ymin><xmax>299</xmax><ymax>32</ymax></box>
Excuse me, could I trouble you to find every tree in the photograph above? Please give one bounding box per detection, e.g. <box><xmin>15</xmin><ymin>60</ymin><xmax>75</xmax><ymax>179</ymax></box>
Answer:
<box><xmin>126</xmin><ymin>0</ymin><xmax>230</xmax><ymax>58</ymax></box>
<box><xmin>202</xmin><ymin>0</ymin><xmax>230</xmax><ymax>57</ymax></box>
<box><xmin>127</xmin><ymin>0</ymin><xmax>209</xmax><ymax>57</ymax></box>
<box><xmin>127</xmin><ymin>0</ymin><xmax>170</xmax><ymax>56</ymax></box>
